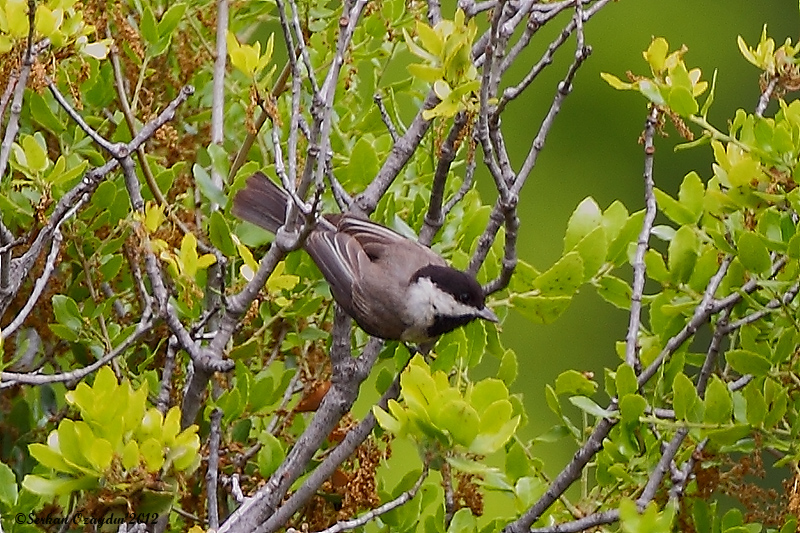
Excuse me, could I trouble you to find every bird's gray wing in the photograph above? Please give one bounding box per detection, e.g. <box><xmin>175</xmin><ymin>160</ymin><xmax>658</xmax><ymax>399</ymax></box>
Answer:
<box><xmin>337</xmin><ymin>215</ymin><xmax>445</xmax><ymax>266</ymax></box>
<box><xmin>304</xmin><ymin>230</ymin><xmax>366</xmax><ymax>315</ymax></box>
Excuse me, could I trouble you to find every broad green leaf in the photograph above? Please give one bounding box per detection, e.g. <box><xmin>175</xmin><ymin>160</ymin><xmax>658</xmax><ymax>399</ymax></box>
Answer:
<box><xmin>122</xmin><ymin>441</ymin><xmax>139</xmax><ymax>470</ymax></box>
<box><xmin>497</xmin><ymin>349</ymin><xmax>518</xmax><ymax>386</ymax></box>
<box><xmin>532</xmin><ymin>251</ymin><xmax>583</xmax><ymax>295</ymax></box>
<box><xmin>6</xmin><ymin>0</ymin><xmax>29</xmax><ymax>38</ymax></box>
<box><xmin>743</xmin><ymin>382</ymin><xmax>766</xmax><ymax>426</ymax></box>
<box><xmin>575</xmin><ymin>226</ymin><xmax>607</xmax><ymax>281</ymax></box>
<box><xmin>615</xmin><ymin>363</ymin><xmax>638</xmax><ymax>397</ymax></box>
<box><xmin>469</xmin><ymin>415</ymin><xmax>519</xmax><ymax>455</ymax></box>
<box><xmin>347</xmin><ymin>137</ymin><xmax>380</xmax><ymax>187</ymax></box>
<box><xmin>654</xmin><ymin>188</ymin><xmax>697</xmax><ymax>226</ymax></box>
<box><xmin>644</xmin><ymin>37</ymin><xmax>669</xmax><ymax>71</ymax></box>
<box><xmin>22</xmin><ymin>474</ymin><xmax>96</xmax><ymax>497</ymax></box>
<box><xmin>0</xmin><ymin>461</ymin><xmax>17</xmax><ymax>507</ymax></box>
<box><xmin>468</xmin><ymin>379</ymin><xmax>509</xmax><ymax>412</ymax></box>
<box><xmin>564</xmin><ymin>197</ymin><xmax>603</xmax><ymax>252</ymax></box>
<box><xmin>678</xmin><ymin>171</ymin><xmax>705</xmax><ymax>221</ymax></box>
<box><xmin>140</xmin><ymin>438</ymin><xmax>164</xmax><ymax>471</ymax></box>
<box><xmin>52</xmin><ymin>294</ymin><xmax>82</xmax><ymax>332</ymax></box>
<box><xmin>256</xmin><ymin>432</ymin><xmax>285</xmax><ymax>478</ymax></box>
<box><xmin>736</xmin><ymin>232</ymin><xmax>771</xmax><ymax>275</ymax></box>
<box><xmin>555</xmin><ymin>370</ymin><xmax>597</xmax><ymax>397</ymax></box>
<box><xmin>28</xmin><ymin>442</ymin><xmax>74</xmax><ymax>473</ymax></box>
<box><xmin>725</xmin><ymin>349</ymin><xmax>771</xmax><ymax>376</ymax></box>
<box><xmin>668</xmin><ymin>225</ymin><xmax>699</xmax><ymax>284</ymax></box>
<box><xmin>545</xmin><ymin>384</ymin><xmax>561</xmax><ymax>417</ymax></box>
<box><xmin>608</xmin><ymin>210</ymin><xmax>645</xmax><ymax>266</ymax></box>
<box><xmin>703</xmin><ymin>376</ymin><xmax>732</xmax><ymax>425</ymax></box>
<box><xmin>157</xmin><ymin>3</ymin><xmax>187</xmax><ymax>37</ymax></box>
<box><xmin>511</xmin><ymin>294</ymin><xmax>572</xmax><ymax>324</ymax></box>
<box><xmin>193</xmin><ymin>164</ymin><xmax>228</xmax><ymax>207</ymax></box>
<box><xmin>437</xmin><ymin>399</ymin><xmax>479</xmax><ymax>447</ymax></box>
<box><xmin>594</xmin><ymin>275</ymin><xmax>632</xmax><ymax>309</ymax></box>
<box><xmin>668</xmin><ymin>86</ymin><xmax>698</xmax><ymax>116</ymax></box>
<box><xmin>673</xmin><ymin>373</ymin><xmax>700</xmax><ymax>422</ymax></box>
<box><xmin>29</xmin><ymin>91</ymin><xmax>65</xmax><ymax>133</ymax></box>
<box><xmin>139</xmin><ymin>4</ymin><xmax>158</xmax><ymax>45</ymax></box>
<box><xmin>619</xmin><ymin>393</ymin><xmax>647</xmax><ymax>424</ymax></box>
<box><xmin>21</xmin><ymin>134</ymin><xmax>49</xmax><ymax>172</ymax></box>
<box><xmin>568</xmin><ymin>396</ymin><xmax>615</xmax><ymax>419</ymax></box>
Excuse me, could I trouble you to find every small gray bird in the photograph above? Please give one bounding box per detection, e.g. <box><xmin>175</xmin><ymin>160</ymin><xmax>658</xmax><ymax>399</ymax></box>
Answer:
<box><xmin>232</xmin><ymin>172</ymin><xmax>498</xmax><ymax>344</ymax></box>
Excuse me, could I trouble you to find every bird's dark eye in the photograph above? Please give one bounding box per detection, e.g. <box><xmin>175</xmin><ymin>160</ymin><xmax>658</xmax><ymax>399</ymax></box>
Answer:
<box><xmin>458</xmin><ymin>292</ymin><xmax>470</xmax><ymax>303</ymax></box>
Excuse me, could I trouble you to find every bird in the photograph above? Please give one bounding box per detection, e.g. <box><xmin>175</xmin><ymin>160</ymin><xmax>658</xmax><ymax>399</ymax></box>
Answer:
<box><xmin>232</xmin><ymin>172</ymin><xmax>499</xmax><ymax>345</ymax></box>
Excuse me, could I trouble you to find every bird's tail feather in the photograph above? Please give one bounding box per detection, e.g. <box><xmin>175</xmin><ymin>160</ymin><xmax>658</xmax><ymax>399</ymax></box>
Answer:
<box><xmin>232</xmin><ymin>172</ymin><xmax>292</xmax><ymax>234</ymax></box>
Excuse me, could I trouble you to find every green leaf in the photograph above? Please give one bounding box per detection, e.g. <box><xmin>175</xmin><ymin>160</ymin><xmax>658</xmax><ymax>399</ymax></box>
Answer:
<box><xmin>594</xmin><ymin>275</ymin><xmax>632</xmax><ymax>309</ymax></box>
<box><xmin>568</xmin><ymin>396</ymin><xmax>615</xmax><ymax>419</ymax></box>
<box><xmin>28</xmin><ymin>442</ymin><xmax>73</xmax><ymax>473</ymax></box>
<box><xmin>469</xmin><ymin>415</ymin><xmax>519</xmax><ymax>455</ymax></box>
<box><xmin>673</xmin><ymin>373</ymin><xmax>700</xmax><ymax>422</ymax></box>
<box><xmin>256</xmin><ymin>432</ymin><xmax>285</xmax><ymax>478</ymax></box>
<box><xmin>6</xmin><ymin>0</ymin><xmax>29</xmax><ymax>38</ymax></box>
<box><xmin>743</xmin><ymin>382</ymin><xmax>766</xmax><ymax>426</ymax></box>
<box><xmin>347</xmin><ymin>137</ymin><xmax>380</xmax><ymax>188</ymax></box>
<box><xmin>437</xmin><ymin>399</ymin><xmax>479</xmax><ymax>447</ymax></box>
<box><xmin>644</xmin><ymin>37</ymin><xmax>669</xmax><ymax>71</ymax></box>
<box><xmin>497</xmin><ymin>349</ymin><xmax>518</xmax><ymax>386</ymax></box>
<box><xmin>654</xmin><ymin>188</ymin><xmax>697</xmax><ymax>226</ymax></box>
<box><xmin>678</xmin><ymin>172</ymin><xmax>705</xmax><ymax>221</ymax></box>
<box><xmin>448</xmin><ymin>508</ymin><xmax>477</xmax><ymax>533</ymax></box>
<box><xmin>0</xmin><ymin>461</ymin><xmax>17</xmax><ymax>507</ymax></box>
<box><xmin>545</xmin><ymin>385</ymin><xmax>561</xmax><ymax>417</ymax></box>
<box><xmin>668</xmin><ymin>225</ymin><xmax>699</xmax><ymax>284</ymax></box>
<box><xmin>703</xmin><ymin>376</ymin><xmax>733</xmax><ymax>425</ymax></box>
<box><xmin>575</xmin><ymin>226</ymin><xmax>608</xmax><ymax>281</ymax></box>
<box><xmin>22</xmin><ymin>134</ymin><xmax>49</xmax><ymax>172</ymax></box>
<box><xmin>193</xmin><ymin>164</ymin><xmax>228</xmax><ymax>207</ymax></box>
<box><xmin>52</xmin><ymin>294</ymin><xmax>82</xmax><ymax>332</ymax></box>
<box><xmin>726</xmin><ymin>349</ymin><xmax>771</xmax><ymax>376</ymax></box>
<box><xmin>510</xmin><ymin>294</ymin><xmax>572</xmax><ymax>324</ymax></box>
<box><xmin>668</xmin><ymin>86</ymin><xmax>699</xmax><ymax>116</ymax></box>
<box><xmin>208</xmin><ymin>211</ymin><xmax>236</xmax><ymax>256</ymax></box>
<box><xmin>29</xmin><ymin>91</ymin><xmax>65</xmax><ymax>133</ymax></box>
<box><xmin>157</xmin><ymin>3</ymin><xmax>187</xmax><ymax>37</ymax></box>
<box><xmin>608</xmin><ymin>210</ymin><xmax>645</xmax><ymax>266</ymax></box>
<box><xmin>468</xmin><ymin>379</ymin><xmax>509</xmax><ymax>412</ymax></box>
<box><xmin>532</xmin><ymin>251</ymin><xmax>584</xmax><ymax>295</ymax></box>
<box><xmin>600</xmin><ymin>72</ymin><xmax>633</xmax><ymax>90</ymax></box>
<box><xmin>736</xmin><ymin>232</ymin><xmax>771</xmax><ymax>275</ymax></box>
<box><xmin>615</xmin><ymin>363</ymin><xmax>638</xmax><ymax>397</ymax></box>
<box><xmin>141</xmin><ymin>438</ymin><xmax>165</xmax><ymax>471</ymax></box>
<box><xmin>140</xmin><ymin>4</ymin><xmax>158</xmax><ymax>45</ymax></box>
<box><xmin>564</xmin><ymin>197</ymin><xmax>603</xmax><ymax>252</ymax></box>
<box><xmin>555</xmin><ymin>370</ymin><xmax>597</xmax><ymax>397</ymax></box>
<box><xmin>22</xmin><ymin>474</ymin><xmax>96</xmax><ymax>497</ymax></box>
<box><xmin>619</xmin><ymin>393</ymin><xmax>647</xmax><ymax>424</ymax></box>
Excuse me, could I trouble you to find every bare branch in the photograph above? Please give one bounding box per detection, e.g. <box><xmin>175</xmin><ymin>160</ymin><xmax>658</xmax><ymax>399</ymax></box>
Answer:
<box><xmin>624</xmin><ymin>105</ymin><xmax>660</xmax><ymax>369</ymax></box>
<box><xmin>1</xmin><ymin>313</ymin><xmax>154</xmax><ymax>386</ymax></box>
<box><xmin>207</xmin><ymin>408</ymin><xmax>223</xmax><ymax>530</ymax></box>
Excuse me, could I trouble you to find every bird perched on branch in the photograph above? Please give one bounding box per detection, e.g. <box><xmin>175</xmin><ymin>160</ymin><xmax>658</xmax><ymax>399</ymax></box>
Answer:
<box><xmin>232</xmin><ymin>172</ymin><xmax>498</xmax><ymax>345</ymax></box>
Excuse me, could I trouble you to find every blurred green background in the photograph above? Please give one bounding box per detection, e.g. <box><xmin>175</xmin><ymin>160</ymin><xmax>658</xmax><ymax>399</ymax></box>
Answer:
<box><xmin>492</xmin><ymin>0</ymin><xmax>798</xmax><ymax>470</ymax></box>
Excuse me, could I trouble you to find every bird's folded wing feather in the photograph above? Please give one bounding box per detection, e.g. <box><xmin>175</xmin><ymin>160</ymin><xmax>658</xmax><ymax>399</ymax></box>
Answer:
<box><xmin>338</xmin><ymin>215</ymin><xmax>445</xmax><ymax>265</ymax></box>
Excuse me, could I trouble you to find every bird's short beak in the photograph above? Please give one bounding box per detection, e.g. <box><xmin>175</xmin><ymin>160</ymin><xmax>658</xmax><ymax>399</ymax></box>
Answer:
<box><xmin>477</xmin><ymin>306</ymin><xmax>499</xmax><ymax>323</ymax></box>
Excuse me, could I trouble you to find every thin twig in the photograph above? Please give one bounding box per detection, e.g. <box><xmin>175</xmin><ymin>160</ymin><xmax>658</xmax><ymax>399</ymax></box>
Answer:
<box><xmin>624</xmin><ymin>105</ymin><xmax>660</xmax><ymax>370</ymax></box>
<box><xmin>312</xmin><ymin>464</ymin><xmax>430</xmax><ymax>533</ymax></box>
<box><xmin>1</xmin><ymin>313</ymin><xmax>154</xmax><ymax>386</ymax></box>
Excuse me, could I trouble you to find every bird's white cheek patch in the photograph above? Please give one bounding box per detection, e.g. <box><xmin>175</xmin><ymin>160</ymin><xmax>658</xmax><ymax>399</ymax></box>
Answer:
<box><xmin>408</xmin><ymin>277</ymin><xmax>478</xmax><ymax>320</ymax></box>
